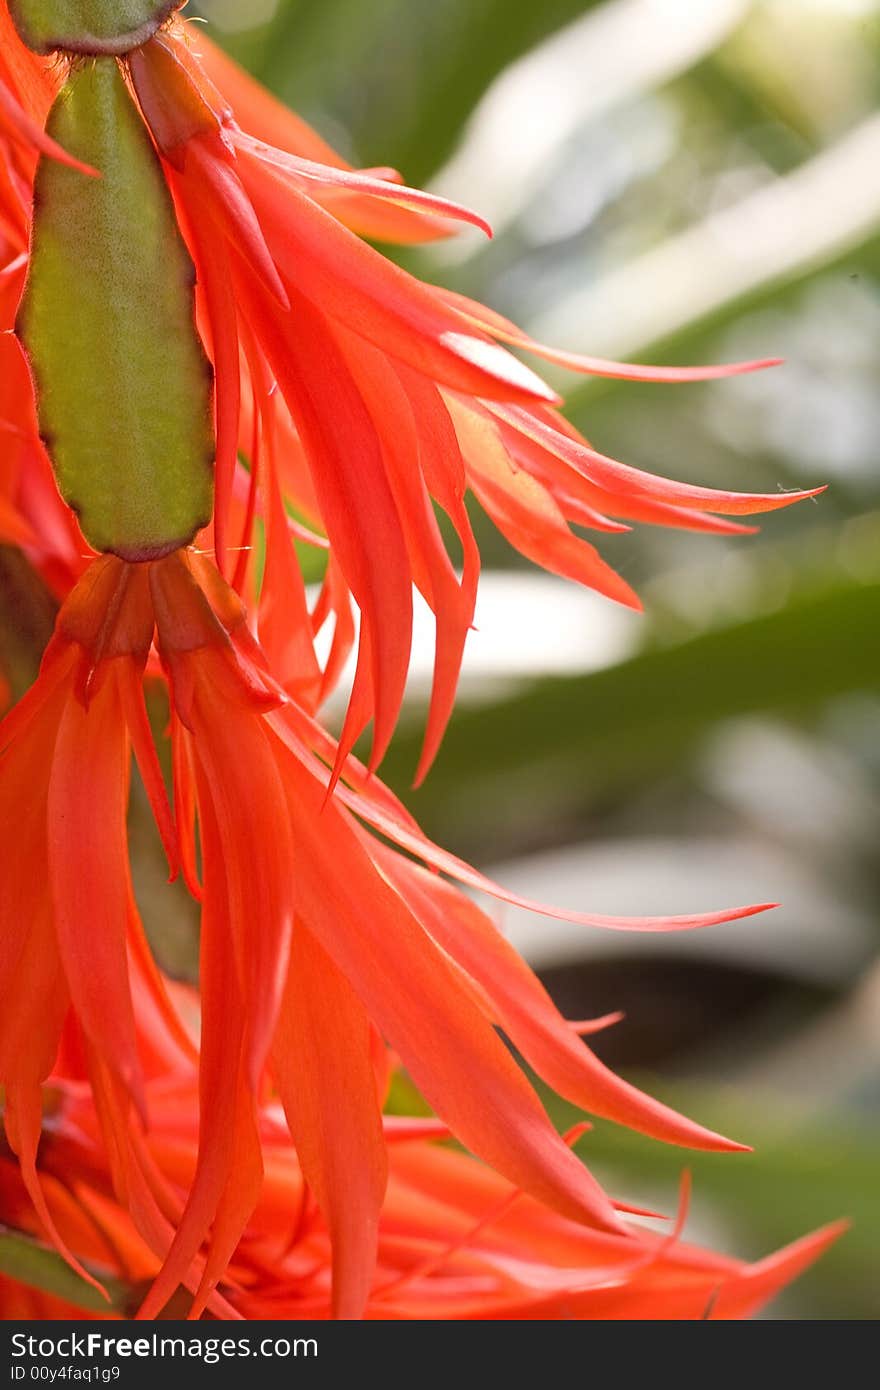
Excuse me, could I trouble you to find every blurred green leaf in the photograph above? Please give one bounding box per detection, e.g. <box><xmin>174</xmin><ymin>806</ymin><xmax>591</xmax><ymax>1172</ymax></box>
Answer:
<box><xmin>0</xmin><ymin>1228</ymin><xmax>129</xmax><ymax>1314</ymax></box>
<box><xmin>382</xmin><ymin>573</ymin><xmax>880</xmax><ymax>857</ymax></box>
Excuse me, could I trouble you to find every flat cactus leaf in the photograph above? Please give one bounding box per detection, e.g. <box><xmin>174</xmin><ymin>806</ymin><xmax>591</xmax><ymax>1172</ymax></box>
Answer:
<box><xmin>18</xmin><ymin>58</ymin><xmax>214</xmax><ymax>560</ymax></box>
<box><xmin>9</xmin><ymin>0</ymin><xmax>177</xmax><ymax>54</ymax></box>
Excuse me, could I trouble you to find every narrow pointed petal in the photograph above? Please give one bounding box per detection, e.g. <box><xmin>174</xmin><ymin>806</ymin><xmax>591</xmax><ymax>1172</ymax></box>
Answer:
<box><xmin>0</xmin><ymin>672</ymin><xmax>71</xmax><ymax>1088</ymax></box>
<box><xmin>136</xmin><ymin>792</ymin><xmax>257</xmax><ymax>1319</ymax></box>
<box><xmin>180</xmin><ymin>141</ymin><xmax>288</xmax><ymax>307</ymax></box>
<box><xmin>0</xmin><ymin>489</ymin><xmax>37</xmax><ymax>546</ymax></box>
<box><xmin>494</xmin><ymin>403</ymin><xmax>825</xmax><ymax>516</ymax></box>
<box><xmin>257</xmin><ymin>427</ymin><xmax>323</xmax><ymax>706</ymax></box>
<box><xmin>0</xmin><ymin>75</ymin><xmax>98</xmax><ymax>175</ymax></box>
<box><xmin>181</xmin><ymin>657</ymin><xmax>295</xmax><ymax>1087</ymax></box>
<box><xmin>272</xmin><ymin>925</ymin><xmax>388</xmax><ymax>1320</ymax></box>
<box><xmin>397</xmin><ymin>368</ymin><xmax>481</xmax><ymax>783</ymax></box>
<box><xmin>494</xmin><ymin>415</ymin><xmax>759</xmax><ymax>535</ymax></box>
<box><xmin>189</xmin><ymin>1093</ymin><xmax>263</xmax><ymax>1320</ymax></box>
<box><xmin>239</xmin><ymin>137</ymin><xmax>493</xmax><ymax>238</ymax></box>
<box><xmin>706</xmin><ymin>1222</ymin><xmax>849</xmax><ymax>1320</ymax></box>
<box><xmin>450</xmin><ymin>399</ymin><xmax>642</xmax><ymax>609</ymax></box>
<box><xmin>437</xmin><ymin>288</ymin><xmax>782</xmax><ymax>383</ymax></box>
<box><xmin>47</xmin><ymin>675</ymin><xmax>144</xmax><ymax>1117</ymax></box>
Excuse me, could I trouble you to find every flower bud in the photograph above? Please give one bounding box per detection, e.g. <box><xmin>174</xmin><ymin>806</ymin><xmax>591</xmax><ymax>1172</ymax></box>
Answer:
<box><xmin>8</xmin><ymin>0</ymin><xmax>178</xmax><ymax>55</ymax></box>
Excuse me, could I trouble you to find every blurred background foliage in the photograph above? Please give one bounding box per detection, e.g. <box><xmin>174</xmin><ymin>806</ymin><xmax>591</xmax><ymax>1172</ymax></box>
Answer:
<box><xmin>3</xmin><ymin>0</ymin><xmax>876</xmax><ymax>1320</ymax></box>
<box><xmin>196</xmin><ymin>0</ymin><xmax>879</xmax><ymax>1319</ymax></box>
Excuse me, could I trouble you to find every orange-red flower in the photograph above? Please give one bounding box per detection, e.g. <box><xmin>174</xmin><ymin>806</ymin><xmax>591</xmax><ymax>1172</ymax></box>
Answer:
<box><xmin>126</xmin><ymin>23</ymin><xmax>823</xmax><ymax>778</ymax></box>
<box><xmin>147</xmin><ymin>549</ymin><xmax>778</xmax><ymax>1317</ymax></box>
<box><xmin>0</xmin><ymin>1046</ymin><xmax>845</xmax><ymax>1322</ymax></box>
<box><xmin>0</xmin><ymin>15</ymin><xmax>824</xmax><ymax>777</ymax></box>
<box><xmin>0</xmin><ymin>549</ymin><xmax>783</xmax><ymax>1318</ymax></box>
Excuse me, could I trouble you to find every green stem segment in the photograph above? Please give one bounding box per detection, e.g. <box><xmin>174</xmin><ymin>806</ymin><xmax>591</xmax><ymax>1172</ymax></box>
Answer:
<box><xmin>8</xmin><ymin>0</ymin><xmax>178</xmax><ymax>54</ymax></box>
<box><xmin>18</xmin><ymin>58</ymin><xmax>214</xmax><ymax>561</ymax></box>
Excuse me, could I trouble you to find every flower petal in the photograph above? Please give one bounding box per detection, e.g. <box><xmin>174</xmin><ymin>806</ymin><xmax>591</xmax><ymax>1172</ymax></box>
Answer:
<box><xmin>272</xmin><ymin>924</ymin><xmax>388</xmax><ymax>1320</ymax></box>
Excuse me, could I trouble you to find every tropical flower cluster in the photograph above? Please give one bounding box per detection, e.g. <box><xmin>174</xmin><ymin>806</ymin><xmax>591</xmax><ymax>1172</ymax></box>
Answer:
<box><xmin>0</xmin><ymin>0</ymin><xmax>838</xmax><ymax>1320</ymax></box>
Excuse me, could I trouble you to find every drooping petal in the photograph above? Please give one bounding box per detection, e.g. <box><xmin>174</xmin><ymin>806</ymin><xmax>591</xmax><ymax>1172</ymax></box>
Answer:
<box><xmin>47</xmin><ymin>670</ymin><xmax>145</xmax><ymax>1118</ymax></box>
<box><xmin>254</xmin><ymin>403</ymin><xmax>323</xmax><ymax>707</ymax></box>
<box><xmin>271</xmin><ymin>924</ymin><xmax>388</xmax><ymax>1320</ymax></box>
<box><xmin>277</xmin><ymin>746</ymin><xmax>630</xmax><ymax>1237</ymax></box>
<box><xmin>151</xmin><ymin>559</ymin><xmax>295</xmax><ymax>1088</ymax></box>
<box><xmin>378</xmin><ymin>851</ymin><xmax>748</xmax><ymax>1154</ymax></box>
<box><xmin>236</xmin><ymin>135</ymin><xmax>493</xmax><ymax>239</ymax></box>
<box><xmin>0</xmin><ymin>659</ymin><xmax>72</xmax><ymax>1090</ymax></box>
<box><xmin>450</xmin><ymin>397</ymin><xmax>643</xmax><ymax>610</ymax></box>
<box><xmin>135</xmin><ymin>789</ymin><xmax>260</xmax><ymax>1321</ymax></box>
<box><xmin>493</xmin><ymin>413</ymin><xmax>760</xmax><ymax>536</ymax></box>
<box><xmin>437</xmin><ymin>287</ymin><xmax>783</xmax><ymax>384</ymax></box>
<box><xmin>492</xmin><ymin>402</ymin><xmax>825</xmax><ymax>516</ymax></box>
<box><xmin>0</xmin><ymin>74</ymin><xmax>98</xmax><ymax>174</ymax></box>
